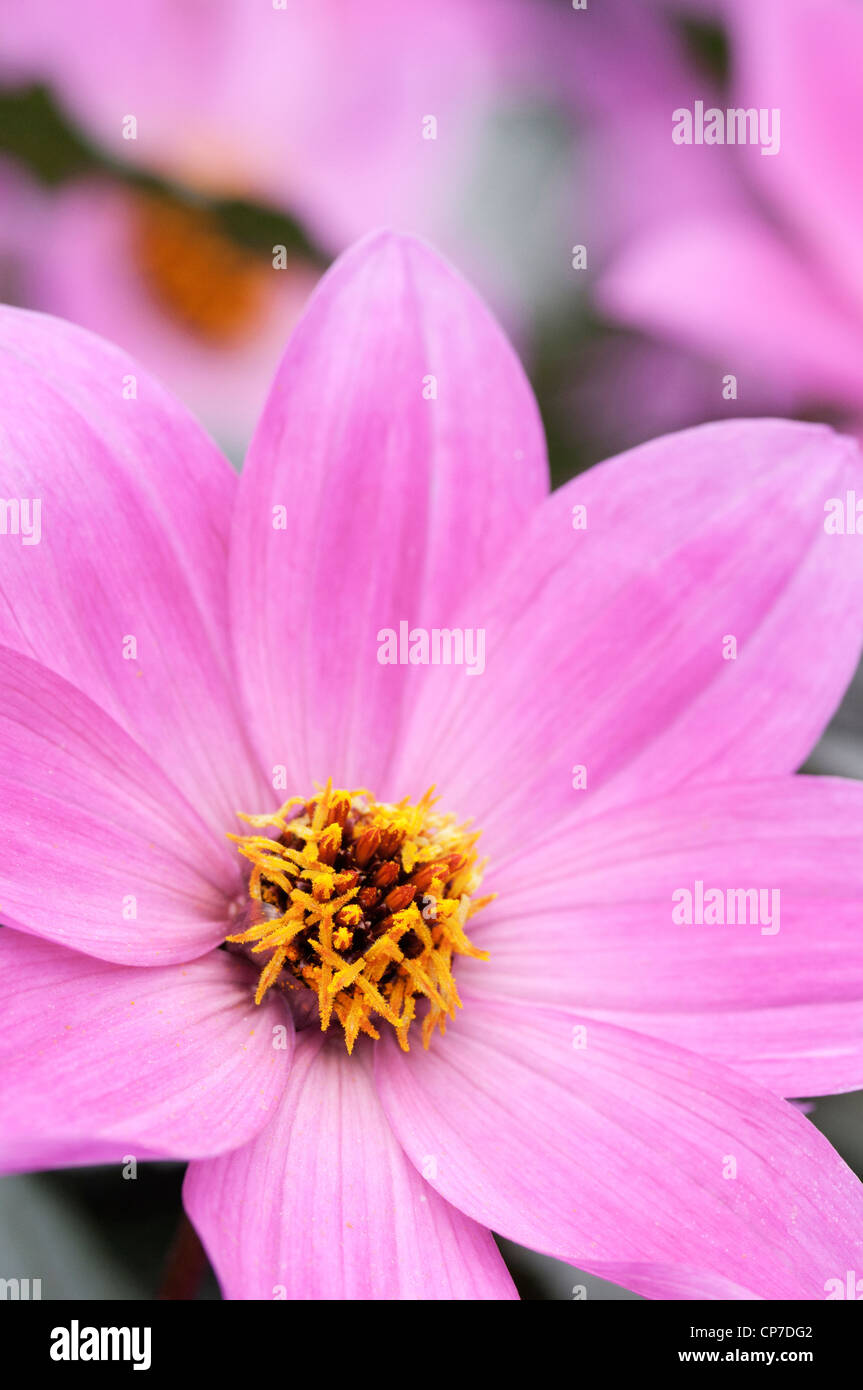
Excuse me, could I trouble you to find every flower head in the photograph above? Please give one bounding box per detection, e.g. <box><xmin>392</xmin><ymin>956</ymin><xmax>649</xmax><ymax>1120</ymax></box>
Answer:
<box><xmin>2</xmin><ymin>232</ymin><xmax>863</xmax><ymax>1299</ymax></box>
<box><xmin>226</xmin><ymin>782</ymin><xmax>489</xmax><ymax>1050</ymax></box>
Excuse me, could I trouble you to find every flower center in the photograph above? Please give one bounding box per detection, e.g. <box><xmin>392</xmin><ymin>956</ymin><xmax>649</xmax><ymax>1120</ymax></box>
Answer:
<box><xmin>132</xmin><ymin>192</ymin><xmax>269</xmax><ymax>345</ymax></box>
<box><xmin>225</xmin><ymin>783</ymin><xmax>491</xmax><ymax>1054</ymax></box>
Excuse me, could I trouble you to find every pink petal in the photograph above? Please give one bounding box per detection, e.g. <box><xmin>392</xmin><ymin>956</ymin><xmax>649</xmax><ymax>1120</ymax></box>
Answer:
<box><xmin>599</xmin><ymin>213</ymin><xmax>863</xmax><ymax>407</ymax></box>
<box><xmin>0</xmin><ymin>647</ymin><xmax>238</xmax><ymax>964</ymax></box>
<box><xmin>395</xmin><ymin>419</ymin><xmax>863</xmax><ymax>859</ymax></box>
<box><xmin>0</xmin><ymin>931</ymin><xmax>292</xmax><ymax>1173</ymax></box>
<box><xmin>184</xmin><ymin>1031</ymin><xmax>516</xmax><ymax>1300</ymax></box>
<box><xmin>733</xmin><ymin>0</ymin><xmax>863</xmax><ymax>327</ymax></box>
<box><xmin>0</xmin><ymin>305</ymin><xmax>269</xmax><ymax>836</ymax></box>
<box><xmin>464</xmin><ymin>776</ymin><xmax>863</xmax><ymax>1097</ymax></box>
<box><xmin>376</xmin><ymin>999</ymin><xmax>863</xmax><ymax>1299</ymax></box>
<box><xmin>230</xmin><ymin>231</ymin><xmax>547</xmax><ymax>794</ymax></box>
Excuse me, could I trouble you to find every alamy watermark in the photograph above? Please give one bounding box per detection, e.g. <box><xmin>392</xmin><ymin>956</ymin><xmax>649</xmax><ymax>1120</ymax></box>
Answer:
<box><xmin>825</xmin><ymin>491</ymin><xmax>863</xmax><ymax>534</ymax></box>
<box><xmin>377</xmin><ymin>621</ymin><xmax>485</xmax><ymax>675</ymax></box>
<box><xmin>0</xmin><ymin>1276</ymin><xmax>41</xmax><ymax>1299</ymax></box>
<box><xmin>0</xmin><ymin>497</ymin><xmax>41</xmax><ymax>545</ymax></box>
<box><xmin>824</xmin><ymin>1271</ymin><xmax>863</xmax><ymax>1299</ymax></box>
<box><xmin>672</xmin><ymin>101</ymin><xmax>780</xmax><ymax>156</ymax></box>
<box><xmin>50</xmin><ymin>1321</ymin><xmax>151</xmax><ymax>1370</ymax></box>
<box><xmin>672</xmin><ymin>881</ymin><xmax>780</xmax><ymax>935</ymax></box>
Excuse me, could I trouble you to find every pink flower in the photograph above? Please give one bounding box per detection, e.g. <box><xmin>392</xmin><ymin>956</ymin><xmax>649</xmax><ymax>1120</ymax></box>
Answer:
<box><xmin>2</xmin><ymin>231</ymin><xmax>863</xmax><ymax>1300</ymax></box>
<box><xmin>598</xmin><ymin>0</ymin><xmax>863</xmax><ymax>423</ymax></box>
<box><xmin>547</xmin><ymin>0</ymin><xmax>767</xmax><ymax>458</ymax></box>
<box><xmin>14</xmin><ymin>177</ymin><xmax>317</xmax><ymax>458</ymax></box>
<box><xmin>1</xmin><ymin>0</ymin><xmax>574</xmax><ymax>453</ymax></box>
<box><xmin>2</xmin><ymin>0</ymin><xmax>569</xmax><ymax>335</ymax></box>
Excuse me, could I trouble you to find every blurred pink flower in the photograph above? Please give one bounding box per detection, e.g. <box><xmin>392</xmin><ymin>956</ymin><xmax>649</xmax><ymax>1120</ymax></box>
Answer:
<box><xmin>1</xmin><ymin>0</ymin><xmax>578</xmax><ymax>451</ymax></box>
<box><xmin>598</xmin><ymin>0</ymin><xmax>863</xmax><ymax>423</ymax></box>
<box><xmin>549</xmin><ymin>0</ymin><xmax>757</xmax><ymax>458</ymax></box>
<box><xmin>2</xmin><ymin>0</ymin><xmax>571</xmax><ymax>332</ymax></box>
<box><xmin>16</xmin><ymin>177</ymin><xmax>316</xmax><ymax>457</ymax></box>
<box><xmin>2</xmin><ymin>233</ymin><xmax>863</xmax><ymax>1299</ymax></box>
<box><xmin>553</xmin><ymin>0</ymin><xmax>736</xmax><ymax>270</ymax></box>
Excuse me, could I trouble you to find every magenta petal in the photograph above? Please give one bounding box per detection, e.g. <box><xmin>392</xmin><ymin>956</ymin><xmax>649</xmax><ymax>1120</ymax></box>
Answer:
<box><xmin>396</xmin><ymin>419</ymin><xmax>863</xmax><ymax>859</ymax></box>
<box><xmin>184</xmin><ymin>1032</ymin><xmax>516</xmax><ymax>1300</ymax></box>
<box><xmin>733</xmin><ymin>0</ymin><xmax>863</xmax><ymax>327</ymax></box>
<box><xmin>0</xmin><ymin>932</ymin><xmax>292</xmax><ymax>1173</ymax></box>
<box><xmin>376</xmin><ymin>999</ymin><xmax>863</xmax><ymax>1300</ymax></box>
<box><xmin>230</xmin><ymin>231</ymin><xmax>548</xmax><ymax>794</ymax></box>
<box><xmin>0</xmin><ymin>647</ymin><xmax>237</xmax><ymax>964</ymax></box>
<box><xmin>599</xmin><ymin>212</ymin><xmax>863</xmax><ymax>407</ymax></box>
<box><xmin>465</xmin><ymin>776</ymin><xmax>863</xmax><ymax>1097</ymax></box>
<box><xmin>0</xmin><ymin>306</ymin><xmax>269</xmax><ymax>835</ymax></box>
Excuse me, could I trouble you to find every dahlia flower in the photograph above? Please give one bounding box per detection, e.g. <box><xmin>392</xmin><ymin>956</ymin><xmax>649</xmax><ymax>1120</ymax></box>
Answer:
<box><xmin>1</xmin><ymin>232</ymin><xmax>863</xmax><ymax>1299</ymax></box>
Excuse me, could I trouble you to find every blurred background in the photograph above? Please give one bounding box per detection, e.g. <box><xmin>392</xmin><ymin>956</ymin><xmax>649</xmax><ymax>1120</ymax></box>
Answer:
<box><xmin>1</xmin><ymin>0</ymin><xmax>861</xmax><ymax>1299</ymax></box>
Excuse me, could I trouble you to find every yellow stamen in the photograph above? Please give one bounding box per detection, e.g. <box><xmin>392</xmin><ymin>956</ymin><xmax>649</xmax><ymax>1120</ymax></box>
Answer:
<box><xmin>225</xmin><ymin>783</ymin><xmax>490</xmax><ymax>1054</ymax></box>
